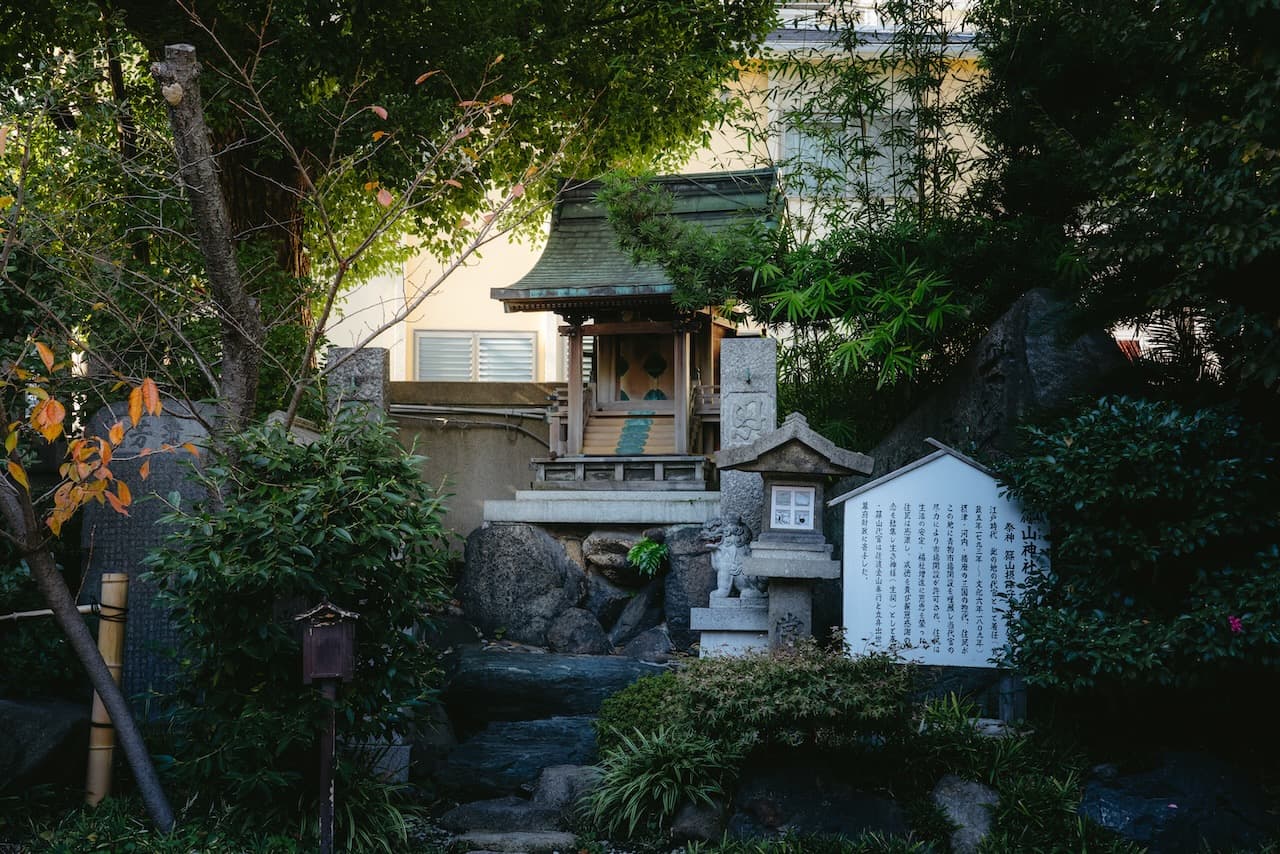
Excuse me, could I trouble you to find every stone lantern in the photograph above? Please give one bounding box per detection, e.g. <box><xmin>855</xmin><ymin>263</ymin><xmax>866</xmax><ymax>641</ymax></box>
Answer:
<box><xmin>714</xmin><ymin>412</ymin><xmax>873</xmax><ymax>648</ymax></box>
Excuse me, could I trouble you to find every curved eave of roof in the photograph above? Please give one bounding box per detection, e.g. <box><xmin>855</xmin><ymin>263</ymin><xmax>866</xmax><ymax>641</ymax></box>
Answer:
<box><xmin>493</xmin><ymin>168</ymin><xmax>777</xmax><ymax>312</ymax></box>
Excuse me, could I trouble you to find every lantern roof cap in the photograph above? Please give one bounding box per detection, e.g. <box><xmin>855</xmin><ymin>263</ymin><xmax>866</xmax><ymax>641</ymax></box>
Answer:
<box><xmin>715</xmin><ymin>412</ymin><xmax>873</xmax><ymax>477</ymax></box>
<box><xmin>293</xmin><ymin>600</ymin><xmax>360</xmax><ymax>624</ymax></box>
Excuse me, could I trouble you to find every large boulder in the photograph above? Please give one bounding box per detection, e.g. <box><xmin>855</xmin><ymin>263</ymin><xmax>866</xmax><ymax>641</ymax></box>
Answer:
<box><xmin>443</xmin><ymin>647</ymin><xmax>664</xmax><ymax>728</ymax></box>
<box><xmin>436</xmin><ymin>716</ymin><xmax>597</xmax><ymax>799</ymax></box>
<box><xmin>836</xmin><ymin>289</ymin><xmax>1128</xmax><ymax>490</ymax></box>
<box><xmin>459</xmin><ymin>524</ymin><xmax>587</xmax><ymax>646</ymax></box>
<box><xmin>607</xmin><ymin>578</ymin><xmax>665</xmax><ymax>647</ymax></box>
<box><xmin>581</xmin><ymin>530</ymin><xmax>646</xmax><ymax>587</ymax></box>
<box><xmin>932</xmin><ymin>774</ymin><xmax>998</xmax><ymax>854</ymax></box>
<box><xmin>0</xmin><ymin>699</ymin><xmax>89</xmax><ymax>790</ymax></box>
<box><xmin>584</xmin><ymin>573</ymin><xmax>632</xmax><ymax>631</ymax></box>
<box><xmin>1078</xmin><ymin>752</ymin><xmax>1276</xmax><ymax>852</ymax></box>
<box><xmin>662</xmin><ymin>525</ymin><xmax>715</xmax><ymax>651</ymax></box>
<box><xmin>621</xmin><ymin>625</ymin><xmax>673</xmax><ymax>664</ymax></box>
<box><xmin>546</xmin><ymin>609</ymin><xmax>611</xmax><ymax>655</ymax></box>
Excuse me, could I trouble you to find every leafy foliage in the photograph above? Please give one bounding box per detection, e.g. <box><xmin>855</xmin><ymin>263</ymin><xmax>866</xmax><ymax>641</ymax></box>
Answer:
<box><xmin>997</xmin><ymin>396</ymin><xmax>1280</xmax><ymax>690</ymax></box>
<box><xmin>967</xmin><ymin>0</ymin><xmax>1280</xmax><ymax>392</ymax></box>
<box><xmin>595</xmin><ymin>670</ymin><xmax>687</xmax><ymax>755</ymax></box>
<box><xmin>678</xmin><ymin>642</ymin><xmax>916</xmax><ymax>750</ymax></box>
<box><xmin>587</xmin><ymin>726</ymin><xmax>742</xmax><ymax>840</ymax></box>
<box><xmin>626</xmin><ymin>537</ymin><xmax>670</xmax><ymax>580</ymax></box>
<box><xmin>0</xmin><ymin>558</ymin><xmax>82</xmax><ymax>700</ymax></box>
<box><xmin>143</xmin><ymin>413</ymin><xmax>451</xmax><ymax>841</ymax></box>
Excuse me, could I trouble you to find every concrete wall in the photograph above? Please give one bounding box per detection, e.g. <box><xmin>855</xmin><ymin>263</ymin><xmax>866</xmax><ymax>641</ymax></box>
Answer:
<box><xmin>390</xmin><ymin>381</ymin><xmax>561</xmax><ymax>539</ymax></box>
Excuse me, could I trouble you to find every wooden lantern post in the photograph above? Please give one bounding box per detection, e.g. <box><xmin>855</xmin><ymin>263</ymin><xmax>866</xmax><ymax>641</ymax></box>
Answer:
<box><xmin>295</xmin><ymin>601</ymin><xmax>359</xmax><ymax>854</ymax></box>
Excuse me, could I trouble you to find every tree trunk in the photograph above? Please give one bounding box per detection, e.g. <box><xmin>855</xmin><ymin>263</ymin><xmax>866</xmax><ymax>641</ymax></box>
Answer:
<box><xmin>0</xmin><ymin>486</ymin><xmax>175</xmax><ymax>832</ymax></box>
<box><xmin>151</xmin><ymin>44</ymin><xmax>264</xmax><ymax>433</ymax></box>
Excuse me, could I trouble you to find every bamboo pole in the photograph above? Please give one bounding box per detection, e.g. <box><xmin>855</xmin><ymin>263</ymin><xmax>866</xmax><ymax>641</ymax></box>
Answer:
<box><xmin>0</xmin><ymin>603</ymin><xmax>98</xmax><ymax>623</ymax></box>
<box><xmin>85</xmin><ymin>573</ymin><xmax>129</xmax><ymax>806</ymax></box>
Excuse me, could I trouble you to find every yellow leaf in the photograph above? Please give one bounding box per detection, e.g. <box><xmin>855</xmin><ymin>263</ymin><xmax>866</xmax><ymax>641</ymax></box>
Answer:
<box><xmin>0</xmin><ymin>195</ymin><xmax>13</xmax><ymax>208</ymax></box>
<box><xmin>47</xmin><ymin>514</ymin><xmax>63</xmax><ymax>537</ymax></box>
<box><xmin>129</xmin><ymin>384</ymin><xmax>143</xmax><ymax>427</ymax></box>
<box><xmin>109</xmin><ymin>421</ymin><xmax>125</xmax><ymax>446</ymax></box>
<box><xmin>35</xmin><ymin>342</ymin><xmax>54</xmax><ymax>372</ymax></box>
<box><xmin>182</xmin><ymin>442</ymin><xmax>201</xmax><ymax>458</ymax></box>
<box><xmin>4</xmin><ymin>431</ymin><xmax>15</xmax><ymax>454</ymax></box>
<box><xmin>372</xmin><ymin>130</ymin><xmax>387</xmax><ymax>141</ymax></box>
<box><xmin>140</xmin><ymin>459</ymin><xmax>151</xmax><ymax>480</ymax></box>
<box><xmin>7</xmin><ymin>460</ymin><xmax>28</xmax><ymax>490</ymax></box>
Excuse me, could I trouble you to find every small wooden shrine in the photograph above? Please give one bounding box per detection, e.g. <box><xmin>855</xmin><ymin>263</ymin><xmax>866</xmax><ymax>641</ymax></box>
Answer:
<box><xmin>492</xmin><ymin>169</ymin><xmax>777</xmax><ymax>490</ymax></box>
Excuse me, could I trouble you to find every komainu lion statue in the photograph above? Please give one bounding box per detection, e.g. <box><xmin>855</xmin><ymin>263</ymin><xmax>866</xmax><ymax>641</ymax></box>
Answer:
<box><xmin>701</xmin><ymin>515</ymin><xmax>767</xmax><ymax>600</ymax></box>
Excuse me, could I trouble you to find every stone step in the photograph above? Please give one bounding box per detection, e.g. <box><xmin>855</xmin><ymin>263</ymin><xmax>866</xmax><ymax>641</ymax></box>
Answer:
<box><xmin>452</xmin><ymin>830</ymin><xmax>578</xmax><ymax>853</ymax></box>
<box><xmin>436</xmin><ymin>716</ymin><xmax>598</xmax><ymax>799</ymax></box>
<box><xmin>439</xmin><ymin>797</ymin><xmax>563</xmax><ymax>834</ymax></box>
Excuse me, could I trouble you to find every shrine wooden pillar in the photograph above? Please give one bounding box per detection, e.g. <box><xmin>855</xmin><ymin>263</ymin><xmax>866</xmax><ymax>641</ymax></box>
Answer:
<box><xmin>673</xmin><ymin>329</ymin><xmax>690</xmax><ymax>454</ymax></box>
<box><xmin>566</xmin><ymin>323</ymin><xmax>585</xmax><ymax>455</ymax></box>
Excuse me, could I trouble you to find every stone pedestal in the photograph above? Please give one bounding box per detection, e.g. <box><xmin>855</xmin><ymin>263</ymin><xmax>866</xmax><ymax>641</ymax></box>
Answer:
<box><xmin>745</xmin><ymin>536</ymin><xmax>841</xmax><ymax>649</ymax></box>
<box><xmin>690</xmin><ymin>597</ymin><xmax>769</xmax><ymax>657</ymax></box>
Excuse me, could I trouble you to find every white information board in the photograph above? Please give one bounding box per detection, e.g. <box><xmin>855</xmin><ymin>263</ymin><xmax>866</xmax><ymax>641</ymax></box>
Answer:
<box><xmin>833</xmin><ymin>447</ymin><xmax>1048</xmax><ymax>668</ymax></box>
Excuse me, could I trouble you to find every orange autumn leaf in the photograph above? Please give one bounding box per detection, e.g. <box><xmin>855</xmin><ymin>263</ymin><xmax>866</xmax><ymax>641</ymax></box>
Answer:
<box><xmin>444</xmin><ymin>178</ymin><xmax>463</xmax><ymax>188</ymax></box>
<box><xmin>128</xmin><ymin>384</ymin><xmax>143</xmax><ymax>427</ymax></box>
<box><xmin>372</xmin><ymin>130</ymin><xmax>387</xmax><ymax>141</ymax></box>
<box><xmin>35</xmin><ymin>342</ymin><xmax>55</xmax><ymax>372</ymax></box>
<box><xmin>109</xmin><ymin>421</ymin><xmax>125</xmax><ymax>446</ymax></box>
<box><xmin>415</xmin><ymin>70</ymin><xmax>440</xmax><ymax>85</ymax></box>
<box><xmin>140</xmin><ymin>459</ymin><xmax>151</xmax><ymax>480</ymax></box>
<box><xmin>105</xmin><ymin>490</ymin><xmax>129</xmax><ymax>515</ymax></box>
<box><xmin>182</xmin><ymin>442</ymin><xmax>201</xmax><ymax>458</ymax></box>
<box><xmin>32</xmin><ymin>398</ymin><xmax>66</xmax><ymax>442</ymax></box>
<box><xmin>7</xmin><ymin>460</ymin><xmax>29</xmax><ymax>490</ymax></box>
<box><xmin>116</xmin><ymin>481</ymin><xmax>132</xmax><ymax>506</ymax></box>
<box><xmin>141</xmin><ymin>378</ymin><xmax>162</xmax><ymax>416</ymax></box>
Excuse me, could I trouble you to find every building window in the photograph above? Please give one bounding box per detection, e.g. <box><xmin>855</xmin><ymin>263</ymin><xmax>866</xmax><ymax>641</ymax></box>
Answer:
<box><xmin>771</xmin><ymin>485</ymin><xmax>816</xmax><ymax>531</ymax></box>
<box><xmin>781</xmin><ymin>111</ymin><xmax>908</xmax><ymax>200</ymax></box>
<box><xmin>415</xmin><ymin>331</ymin><xmax>536</xmax><ymax>381</ymax></box>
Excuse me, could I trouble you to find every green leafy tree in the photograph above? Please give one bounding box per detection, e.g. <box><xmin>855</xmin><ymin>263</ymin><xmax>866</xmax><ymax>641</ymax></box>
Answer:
<box><xmin>967</xmin><ymin>0</ymin><xmax>1280</xmax><ymax>392</ymax></box>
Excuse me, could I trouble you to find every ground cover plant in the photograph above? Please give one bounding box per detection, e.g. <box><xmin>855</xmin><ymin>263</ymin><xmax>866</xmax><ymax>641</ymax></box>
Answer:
<box><xmin>586</xmin><ymin>642</ymin><xmax>1143</xmax><ymax>852</ymax></box>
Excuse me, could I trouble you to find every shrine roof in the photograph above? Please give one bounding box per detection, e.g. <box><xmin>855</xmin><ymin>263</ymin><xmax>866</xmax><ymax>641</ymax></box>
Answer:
<box><xmin>491</xmin><ymin>168</ymin><xmax>777</xmax><ymax>313</ymax></box>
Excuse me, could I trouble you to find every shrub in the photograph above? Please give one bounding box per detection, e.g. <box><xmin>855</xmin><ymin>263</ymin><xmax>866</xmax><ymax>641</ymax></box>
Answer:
<box><xmin>594</xmin><ymin>670</ymin><xmax>686</xmax><ymax>754</ymax></box>
<box><xmin>143</xmin><ymin>413</ymin><xmax>451</xmax><ymax>842</ymax></box>
<box><xmin>676</xmin><ymin>642</ymin><xmax>916</xmax><ymax>749</ymax></box>
<box><xmin>997</xmin><ymin>396</ymin><xmax>1280</xmax><ymax>690</ymax></box>
<box><xmin>587</xmin><ymin>726</ymin><xmax>742</xmax><ymax>840</ymax></box>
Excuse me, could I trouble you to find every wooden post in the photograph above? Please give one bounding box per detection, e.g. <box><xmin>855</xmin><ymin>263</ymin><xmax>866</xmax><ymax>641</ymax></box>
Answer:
<box><xmin>86</xmin><ymin>573</ymin><xmax>129</xmax><ymax>806</ymax></box>
<box><xmin>567</xmin><ymin>325</ymin><xmax>585</xmax><ymax>455</ymax></box>
<box><xmin>673</xmin><ymin>330</ymin><xmax>690</xmax><ymax>454</ymax></box>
